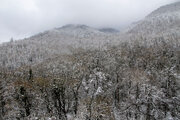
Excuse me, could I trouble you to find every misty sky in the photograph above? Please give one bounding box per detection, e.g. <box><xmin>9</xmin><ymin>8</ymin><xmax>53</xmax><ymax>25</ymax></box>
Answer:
<box><xmin>0</xmin><ymin>0</ymin><xmax>179</xmax><ymax>43</ymax></box>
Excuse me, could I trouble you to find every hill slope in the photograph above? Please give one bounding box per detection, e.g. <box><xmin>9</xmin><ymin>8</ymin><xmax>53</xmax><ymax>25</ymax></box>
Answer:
<box><xmin>0</xmin><ymin>24</ymin><xmax>119</xmax><ymax>69</ymax></box>
<box><xmin>127</xmin><ymin>1</ymin><xmax>180</xmax><ymax>39</ymax></box>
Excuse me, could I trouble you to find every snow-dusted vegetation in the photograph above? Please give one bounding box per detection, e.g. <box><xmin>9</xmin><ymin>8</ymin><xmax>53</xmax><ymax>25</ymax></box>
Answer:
<box><xmin>0</xmin><ymin>1</ymin><xmax>180</xmax><ymax>120</ymax></box>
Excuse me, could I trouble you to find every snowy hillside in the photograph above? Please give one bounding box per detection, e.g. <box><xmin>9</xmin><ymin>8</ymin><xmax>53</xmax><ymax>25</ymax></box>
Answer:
<box><xmin>127</xmin><ymin>1</ymin><xmax>180</xmax><ymax>38</ymax></box>
<box><xmin>0</xmin><ymin>24</ymin><xmax>120</xmax><ymax>69</ymax></box>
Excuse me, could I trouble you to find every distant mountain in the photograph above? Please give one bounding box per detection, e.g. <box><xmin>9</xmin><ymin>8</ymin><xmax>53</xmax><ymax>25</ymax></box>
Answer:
<box><xmin>0</xmin><ymin>24</ymin><xmax>119</xmax><ymax>69</ymax></box>
<box><xmin>54</xmin><ymin>24</ymin><xmax>105</xmax><ymax>37</ymax></box>
<box><xmin>98</xmin><ymin>28</ymin><xmax>119</xmax><ymax>33</ymax></box>
<box><xmin>127</xmin><ymin>1</ymin><xmax>180</xmax><ymax>38</ymax></box>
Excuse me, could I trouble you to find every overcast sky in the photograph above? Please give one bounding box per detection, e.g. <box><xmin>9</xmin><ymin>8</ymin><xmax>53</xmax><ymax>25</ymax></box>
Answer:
<box><xmin>0</xmin><ymin>0</ymin><xmax>179</xmax><ymax>43</ymax></box>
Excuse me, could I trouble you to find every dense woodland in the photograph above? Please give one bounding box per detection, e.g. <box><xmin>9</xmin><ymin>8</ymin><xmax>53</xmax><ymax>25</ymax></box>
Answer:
<box><xmin>0</xmin><ymin>36</ymin><xmax>180</xmax><ymax>120</ymax></box>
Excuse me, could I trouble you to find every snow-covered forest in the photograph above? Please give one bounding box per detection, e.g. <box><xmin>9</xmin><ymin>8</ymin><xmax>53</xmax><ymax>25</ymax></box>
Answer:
<box><xmin>0</xmin><ymin>1</ymin><xmax>180</xmax><ymax>120</ymax></box>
